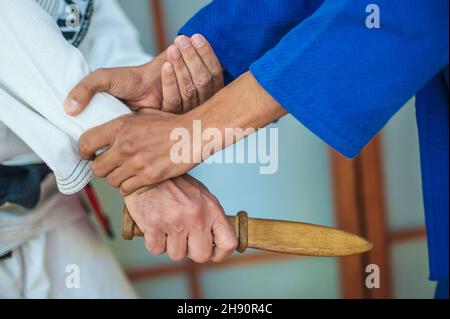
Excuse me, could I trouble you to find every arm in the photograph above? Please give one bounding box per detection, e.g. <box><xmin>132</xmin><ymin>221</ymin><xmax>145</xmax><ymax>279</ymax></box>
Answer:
<box><xmin>75</xmin><ymin>0</ymin><xmax>448</xmax><ymax>195</ymax></box>
<box><xmin>190</xmin><ymin>0</ymin><xmax>448</xmax><ymax>160</ymax></box>
<box><xmin>249</xmin><ymin>0</ymin><xmax>449</xmax><ymax>157</ymax></box>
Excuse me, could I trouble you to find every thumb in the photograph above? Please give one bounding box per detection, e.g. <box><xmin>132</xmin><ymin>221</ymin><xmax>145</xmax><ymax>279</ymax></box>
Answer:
<box><xmin>211</xmin><ymin>215</ymin><xmax>239</xmax><ymax>262</ymax></box>
<box><xmin>64</xmin><ymin>68</ymin><xmax>120</xmax><ymax>116</ymax></box>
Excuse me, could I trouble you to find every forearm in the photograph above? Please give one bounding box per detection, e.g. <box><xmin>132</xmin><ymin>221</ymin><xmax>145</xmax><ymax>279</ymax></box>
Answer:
<box><xmin>183</xmin><ymin>71</ymin><xmax>287</xmax><ymax>158</ymax></box>
<box><xmin>249</xmin><ymin>0</ymin><xmax>449</xmax><ymax>158</ymax></box>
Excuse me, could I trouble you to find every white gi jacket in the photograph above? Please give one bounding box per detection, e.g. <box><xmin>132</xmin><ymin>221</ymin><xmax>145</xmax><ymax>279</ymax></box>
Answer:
<box><xmin>0</xmin><ymin>0</ymin><xmax>152</xmax><ymax>255</ymax></box>
<box><xmin>0</xmin><ymin>0</ymin><xmax>152</xmax><ymax>194</ymax></box>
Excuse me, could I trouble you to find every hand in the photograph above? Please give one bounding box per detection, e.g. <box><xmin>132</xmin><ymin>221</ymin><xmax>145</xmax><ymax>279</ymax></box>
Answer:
<box><xmin>79</xmin><ymin>109</ymin><xmax>194</xmax><ymax>195</ymax></box>
<box><xmin>162</xmin><ymin>34</ymin><xmax>224</xmax><ymax>113</ymax></box>
<box><xmin>65</xmin><ymin>34</ymin><xmax>223</xmax><ymax>115</ymax></box>
<box><xmin>124</xmin><ymin>174</ymin><xmax>237</xmax><ymax>263</ymax></box>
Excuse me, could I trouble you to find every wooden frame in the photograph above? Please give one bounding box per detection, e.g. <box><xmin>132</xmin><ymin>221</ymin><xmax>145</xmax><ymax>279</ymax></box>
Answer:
<box><xmin>331</xmin><ymin>135</ymin><xmax>391</xmax><ymax>298</ymax></box>
<box><xmin>149</xmin><ymin>0</ymin><xmax>168</xmax><ymax>52</ymax></box>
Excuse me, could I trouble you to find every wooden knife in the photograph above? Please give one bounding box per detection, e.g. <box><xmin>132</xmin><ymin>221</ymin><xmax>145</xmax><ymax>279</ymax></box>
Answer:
<box><xmin>122</xmin><ymin>207</ymin><xmax>372</xmax><ymax>256</ymax></box>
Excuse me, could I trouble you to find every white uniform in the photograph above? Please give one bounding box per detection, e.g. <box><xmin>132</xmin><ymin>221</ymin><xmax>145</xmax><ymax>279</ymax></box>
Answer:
<box><xmin>0</xmin><ymin>0</ymin><xmax>152</xmax><ymax>298</ymax></box>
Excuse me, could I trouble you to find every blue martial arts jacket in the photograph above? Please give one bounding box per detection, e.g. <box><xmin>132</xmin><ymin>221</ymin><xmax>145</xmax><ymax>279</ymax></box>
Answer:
<box><xmin>180</xmin><ymin>0</ymin><xmax>449</xmax><ymax>281</ymax></box>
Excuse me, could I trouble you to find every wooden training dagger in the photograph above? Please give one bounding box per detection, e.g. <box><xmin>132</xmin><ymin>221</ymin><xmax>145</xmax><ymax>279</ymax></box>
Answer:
<box><xmin>122</xmin><ymin>207</ymin><xmax>372</xmax><ymax>256</ymax></box>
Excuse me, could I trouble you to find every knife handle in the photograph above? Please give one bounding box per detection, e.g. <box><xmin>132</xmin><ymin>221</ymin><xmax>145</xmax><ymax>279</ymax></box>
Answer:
<box><xmin>122</xmin><ymin>205</ymin><xmax>249</xmax><ymax>253</ymax></box>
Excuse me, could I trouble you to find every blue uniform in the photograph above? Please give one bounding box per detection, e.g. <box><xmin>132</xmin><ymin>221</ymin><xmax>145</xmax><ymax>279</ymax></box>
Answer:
<box><xmin>180</xmin><ymin>0</ymin><xmax>449</xmax><ymax>285</ymax></box>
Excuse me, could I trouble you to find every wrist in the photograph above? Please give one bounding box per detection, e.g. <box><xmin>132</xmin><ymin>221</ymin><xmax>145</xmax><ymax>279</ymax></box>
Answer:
<box><xmin>183</xmin><ymin>71</ymin><xmax>287</xmax><ymax>160</ymax></box>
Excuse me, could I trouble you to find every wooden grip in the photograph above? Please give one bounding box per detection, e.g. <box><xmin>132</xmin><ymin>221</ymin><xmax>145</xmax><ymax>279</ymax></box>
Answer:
<box><xmin>121</xmin><ymin>205</ymin><xmax>373</xmax><ymax>256</ymax></box>
<box><xmin>122</xmin><ymin>206</ymin><xmax>249</xmax><ymax>253</ymax></box>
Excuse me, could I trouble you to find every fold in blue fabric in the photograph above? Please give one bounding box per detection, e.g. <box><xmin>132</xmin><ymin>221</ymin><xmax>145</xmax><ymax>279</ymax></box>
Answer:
<box><xmin>180</xmin><ymin>0</ymin><xmax>449</xmax><ymax>280</ymax></box>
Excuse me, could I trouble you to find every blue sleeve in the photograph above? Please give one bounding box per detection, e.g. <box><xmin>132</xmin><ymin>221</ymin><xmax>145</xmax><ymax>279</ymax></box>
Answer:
<box><xmin>179</xmin><ymin>0</ymin><xmax>324</xmax><ymax>78</ymax></box>
<box><xmin>250</xmin><ymin>0</ymin><xmax>449</xmax><ymax>157</ymax></box>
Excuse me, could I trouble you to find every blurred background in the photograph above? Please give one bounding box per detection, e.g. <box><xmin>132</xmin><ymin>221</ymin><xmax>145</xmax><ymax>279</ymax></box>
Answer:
<box><xmin>90</xmin><ymin>0</ymin><xmax>435</xmax><ymax>299</ymax></box>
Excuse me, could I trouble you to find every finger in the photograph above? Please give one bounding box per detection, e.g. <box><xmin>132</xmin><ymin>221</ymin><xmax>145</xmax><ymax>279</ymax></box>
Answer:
<box><xmin>144</xmin><ymin>230</ymin><xmax>167</xmax><ymax>256</ymax></box>
<box><xmin>90</xmin><ymin>147</ymin><xmax>122</xmax><ymax>178</ymax></box>
<box><xmin>78</xmin><ymin>120</ymin><xmax>117</xmax><ymax>160</ymax></box>
<box><xmin>166</xmin><ymin>232</ymin><xmax>188</xmax><ymax>261</ymax></box>
<box><xmin>120</xmin><ymin>175</ymin><xmax>153</xmax><ymax>196</ymax></box>
<box><xmin>211</xmin><ymin>217</ymin><xmax>238</xmax><ymax>262</ymax></box>
<box><xmin>167</xmin><ymin>44</ymin><xmax>197</xmax><ymax>112</ymax></box>
<box><xmin>187</xmin><ymin>231</ymin><xmax>213</xmax><ymax>263</ymax></box>
<box><xmin>104</xmin><ymin>161</ymin><xmax>136</xmax><ymax>188</ymax></box>
<box><xmin>174</xmin><ymin>35</ymin><xmax>212</xmax><ymax>104</ymax></box>
<box><xmin>65</xmin><ymin>68</ymin><xmax>121</xmax><ymax>116</ymax></box>
<box><xmin>161</xmin><ymin>62</ymin><xmax>182</xmax><ymax>113</ymax></box>
<box><xmin>190</xmin><ymin>34</ymin><xmax>224</xmax><ymax>94</ymax></box>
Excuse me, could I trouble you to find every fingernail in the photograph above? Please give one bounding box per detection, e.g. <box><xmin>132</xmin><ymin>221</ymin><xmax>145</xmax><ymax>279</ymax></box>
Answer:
<box><xmin>168</xmin><ymin>45</ymin><xmax>180</xmax><ymax>60</ymax></box>
<box><xmin>64</xmin><ymin>99</ymin><xmax>79</xmax><ymax>114</ymax></box>
<box><xmin>175</xmin><ymin>36</ymin><xmax>191</xmax><ymax>49</ymax></box>
<box><xmin>163</xmin><ymin>62</ymin><xmax>173</xmax><ymax>75</ymax></box>
<box><xmin>192</xmin><ymin>34</ymin><xmax>205</xmax><ymax>48</ymax></box>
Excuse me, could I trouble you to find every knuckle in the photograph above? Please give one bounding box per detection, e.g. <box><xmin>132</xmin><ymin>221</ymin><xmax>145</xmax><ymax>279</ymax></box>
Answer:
<box><xmin>92</xmin><ymin>68</ymin><xmax>106</xmax><ymax>78</ymax></box>
<box><xmin>169</xmin><ymin>251</ymin><xmax>185</xmax><ymax>261</ymax></box>
<box><xmin>206</xmin><ymin>196</ymin><xmax>222</xmax><ymax>214</ymax></box>
<box><xmin>77</xmin><ymin>82</ymin><xmax>93</xmax><ymax>96</ymax></box>
<box><xmin>106</xmin><ymin>175</ymin><xmax>120</xmax><ymax>188</ymax></box>
<box><xmin>210</xmin><ymin>66</ymin><xmax>223</xmax><ymax>80</ymax></box>
<box><xmin>132</xmin><ymin>157</ymin><xmax>145</xmax><ymax>171</ymax></box>
<box><xmin>146</xmin><ymin>243</ymin><xmax>164</xmax><ymax>256</ymax></box>
<box><xmin>144</xmin><ymin>235</ymin><xmax>165</xmax><ymax>256</ymax></box>
<box><xmin>90</xmin><ymin>163</ymin><xmax>102</xmax><ymax>177</ymax></box>
<box><xmin>151</xmin><ymin>244</ymin><xmax>165</xmax><ymax>256</ymax></box>
<box><xmin>189</xmin><ymin>206</ymin><xmax>203</xmax><ymax>224</ymax></box>
<box><xmin>120</xmin><ymin>184</ymin><xmax>132</xmax><ymax>195</ymax></box>
<box><xmin>78</xmin><ymin>138</ymin><xmax>91</xmax><ymax>157</ymax></box>
<box><xmin>169</xmin><ymin>215</ymin><xmax>185</xmax><ymax>233</ymax></box>
<box><xmin>144</xmin><ymin>169</ymin><xmax>160</xmax><ymax>185</ymax></box>
<box><xmin>208</xmin><ymin>193</ymin><xmax>220</xmax><ymax>206</ymax></box>
<box><xmin>167</xmin><ymin>96</ymin><xmax>182</xmax><ymax>107</ymax></box>
<box><xmin>192</xmin><ymin>252</ymin><xmax>211</xmax><ymax>264</ymax></box>
<box><xmin>182</xmin><ymin>82</ymin><xmax>196</xmax><ymax>99</ymax></box>
<box><xmin>119</xmin><ymin>140</ymin><xmax>135</xmax><ymax>155</ymax></box>
<box><xmin>152</xmin><ymin>249</ymin><xmax>164</xmax><ymax>256</ymax></box>
<box><xmin>194</xmin><ymin>72</ymin><xmax>212</xmax><ymax>89</ymax></box>
<box><xmin>224</xmin><ymin>237</ymin><xmax>239</xmax><ymax>252</ymax></box>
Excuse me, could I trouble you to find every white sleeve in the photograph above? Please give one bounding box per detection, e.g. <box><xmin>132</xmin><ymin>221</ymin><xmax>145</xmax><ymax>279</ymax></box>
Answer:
<box><xmin>0</xmin><ymin>89</ymin><xmax>93</xmax><ymax>194</ymax></box>
<box><xmin>81</xmin><ymin>0</ymin><xmax>153</xmax><ymax>69</ymax></box>
<box><xmin>0</xmin><ymin>0</ymin><xmax>132</xmax><ymax>194</ymax></box>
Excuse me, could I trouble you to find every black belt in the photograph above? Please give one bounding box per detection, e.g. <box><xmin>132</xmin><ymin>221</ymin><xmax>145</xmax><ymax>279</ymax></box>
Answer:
<box><xmin>0</xmin><ymin>164</ymin><xmax>51</xmax><ymax>209</ymax></box>
<box><xmin>0</xmin><ymin>251</ymin><xmax>12</xmax><ymax>260</ymax></box>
